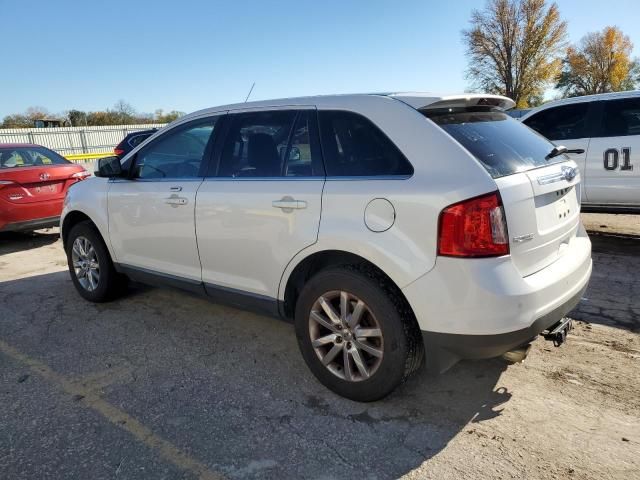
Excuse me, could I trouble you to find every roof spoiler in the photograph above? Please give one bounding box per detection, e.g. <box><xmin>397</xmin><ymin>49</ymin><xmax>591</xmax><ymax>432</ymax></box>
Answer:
<box><xmin>388</xmin><ymin>93</ymin><xmax>516</xmax><ymax>112</ymax></box>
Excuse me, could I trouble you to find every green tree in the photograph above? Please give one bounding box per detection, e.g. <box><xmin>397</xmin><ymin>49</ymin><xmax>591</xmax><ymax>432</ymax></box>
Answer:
<box><xmin>462</xmin><ymin>0</ymin><xmax>567</xmax><ymax>108</ymax></box>
<box><xmin>154</xmin><ymin>109</ymin><xmax>185</xmax><ymax>123</ymax></box>
<box><xmin>67</xmin><ymin>109</ymin><xmax>88</xmax><ymax>126</ymax></box>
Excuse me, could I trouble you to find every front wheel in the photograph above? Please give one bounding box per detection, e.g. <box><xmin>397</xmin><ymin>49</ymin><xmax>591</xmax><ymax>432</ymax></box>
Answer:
<box><xmin>295</xmin><ymin>267</ymin><xmax>423</xmax><ymax>402</ymax></box>
<box><xmin>66</xmin><ymin>221</ymin><xmax>126</xmax><ymax>302</ymax></box>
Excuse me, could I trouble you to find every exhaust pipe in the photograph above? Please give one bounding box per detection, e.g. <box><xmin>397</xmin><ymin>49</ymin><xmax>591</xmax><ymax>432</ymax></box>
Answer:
<box><xmin>502</xmin><ymin>343</ymin><xmax>532</xmax><ymax>363</ymax></box>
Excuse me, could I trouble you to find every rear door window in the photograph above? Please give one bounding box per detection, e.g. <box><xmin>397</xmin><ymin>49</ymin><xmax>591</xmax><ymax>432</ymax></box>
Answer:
<box><xmin>425</xmin><ymin>108</ymin><xmax>564</xmax><ymax>179</ymax></box>
<box><xmin>523</xmin><ymin>103</ymin><xmax>589</xmax><ymax>140</ymax></box>
<box><xmin>596</xmin><ymin>98</ymin><xmax>640</xmax><ymax>137</ymax></box>
<box><xmin>216</xmin><ymin>110</ymin><xmax>320</xmax><ymax>178</ymax></box>
<box><xmin>318</xmin><ymin>110</ymin><xmax>413</xmax><ymax>177</ymax></box>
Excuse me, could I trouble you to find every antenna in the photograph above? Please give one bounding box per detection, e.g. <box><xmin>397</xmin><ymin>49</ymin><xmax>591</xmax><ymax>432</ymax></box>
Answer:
<box><xmin>244</xmin><ymin>82</ymin><xmax>256</xmax><ymax>103</ymax></box>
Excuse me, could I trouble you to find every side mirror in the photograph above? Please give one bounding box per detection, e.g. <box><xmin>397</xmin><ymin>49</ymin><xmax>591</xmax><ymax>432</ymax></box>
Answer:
<box><xmin>95</xmin><ymin>156</ymin><xmax>124</xmax><ymax>178</ymax></box>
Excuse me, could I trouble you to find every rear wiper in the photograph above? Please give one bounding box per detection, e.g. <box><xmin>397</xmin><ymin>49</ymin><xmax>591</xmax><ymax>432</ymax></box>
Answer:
<box><xmin>546</xmin><ymin>146</ymin><xmax>568</xmax><ymax>159</ymax></box>
<box><xmin>546</xmin><ymin>145</ymin><xmax>585</xmax><ymax>159</ymax></box>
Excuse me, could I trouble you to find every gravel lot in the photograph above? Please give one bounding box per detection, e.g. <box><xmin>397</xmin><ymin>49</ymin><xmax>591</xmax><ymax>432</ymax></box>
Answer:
<box><xmin>1</xmin><ymin>214</ymin><xmax>639</xmax><ymax>480</ymax></box>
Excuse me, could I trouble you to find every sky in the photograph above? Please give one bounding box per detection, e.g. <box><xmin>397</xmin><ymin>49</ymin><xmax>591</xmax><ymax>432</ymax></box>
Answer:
<box><xmin>1</xmin><ymin>0</ymin><xmax>639</xmax><ymax>118</ymax></box>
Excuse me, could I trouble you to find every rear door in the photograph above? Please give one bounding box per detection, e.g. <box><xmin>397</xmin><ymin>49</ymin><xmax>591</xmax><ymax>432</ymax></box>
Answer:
<box><xmin>495</xmin><ymin>161</ymin><xmax>581</xmax><ymax>276</ymax></box>
<box><xmin>195</xmin><ymin>108</ymin><xmax>324</xmax><ymax>301</ymax></box>
<box><xmin>583</xmin><ymin>97</ymin><xmax>640</xmax><ymax>204</ymax></box>
<box><xmin>108</xmin><ymin>116</ymin><xmax>220</xmax><ymax>281</ymax></box>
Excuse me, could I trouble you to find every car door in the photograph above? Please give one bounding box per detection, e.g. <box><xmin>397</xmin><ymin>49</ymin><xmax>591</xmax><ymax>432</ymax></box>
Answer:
<box><xmin>108</xmin><ymin>116</ymin><xmax>221</xmax><ymax>282</ymax></box>
<box><xmin>523</xmin><ymin>102</ymin><xmax>591</xmax><ymax>202</ymax></box>
<box><xmin>195</xmin><ymin>108</ymin><xmax>324</xmax><ymax>308</ymax></box>
<box><xmin>583</xmin><ymin>98</ymin><xmax>640</xmax><ymax>205</ymax></box>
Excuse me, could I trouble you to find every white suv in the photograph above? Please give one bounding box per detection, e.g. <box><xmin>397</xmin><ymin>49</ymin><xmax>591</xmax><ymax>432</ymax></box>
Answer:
<box><xmin>61</xmin><ymin>93</ymin><xmax>592</xmax><ymax>401</ymax></box>
<box><xmin>521</xmin><ymin>90</ymin><xmax>640</xmax><ymax>211</ymax></box>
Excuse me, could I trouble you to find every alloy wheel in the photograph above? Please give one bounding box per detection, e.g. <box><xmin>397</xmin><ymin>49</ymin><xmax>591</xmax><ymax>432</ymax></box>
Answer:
<box><xmin>71</xmin><ymin>236</ymin><xmax>100</xmax><ymax>292</ymax></box>
<box><xmin>308</xmin><ymin>290</ymin><xmax>383</xmax><ymax>382</ymax></box>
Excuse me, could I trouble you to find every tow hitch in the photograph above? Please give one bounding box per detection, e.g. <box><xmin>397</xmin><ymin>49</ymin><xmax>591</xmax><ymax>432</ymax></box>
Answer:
<box><xmin>542</xmin><ymin>317</ymin><xmax>573</xmax><ymax>347</ymax></box>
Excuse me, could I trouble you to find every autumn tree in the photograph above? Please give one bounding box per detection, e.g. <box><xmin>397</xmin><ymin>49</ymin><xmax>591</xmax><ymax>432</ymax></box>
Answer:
<box><xmin>1</xmin><ymin>106</ymin><xmax>57</xmax><ymax>128</ymax></box>
<box><xmin>556</xmin><ymin>26</ymin><xmax>639</xmax><ymax>97</ymax></box>
<box><xmin>463</xmin><ymin>0</ymin><xmax>567</xmax><ymax>108</ymax></box>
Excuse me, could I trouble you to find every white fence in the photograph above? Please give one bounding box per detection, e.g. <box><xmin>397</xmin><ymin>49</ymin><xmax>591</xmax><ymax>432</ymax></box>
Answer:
<box><xmin>0</xmin><ymin>124</ymin><xmax>166</xmax><ymax>156</ymax></box>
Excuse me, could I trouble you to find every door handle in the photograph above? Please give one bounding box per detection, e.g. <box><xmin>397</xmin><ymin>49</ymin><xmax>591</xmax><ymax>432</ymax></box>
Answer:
<box><xmin>169</xmin><ymin>186</ymin><xmax>182</xmax><ymax>192</ymax></box>
<box><xmin>165</xmin><ymin>194</ymin><xmax>188</xmax><ymax>207</ymax></box>
<box><xmin>272</xmin><ymin>196</ymin><xmax>307</xmax><ymax>211</ymax></box>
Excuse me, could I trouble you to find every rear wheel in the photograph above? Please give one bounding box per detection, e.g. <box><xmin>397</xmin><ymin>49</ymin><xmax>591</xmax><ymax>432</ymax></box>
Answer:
<box><xmin>66</xmin><ymin>221</ymin><xmax>126</xmax><ymax>302</ymax></box>
<box><xmin>295</xmin><ymin>267</ymin><xmax>423</xmax><ymax>401</ymax></box>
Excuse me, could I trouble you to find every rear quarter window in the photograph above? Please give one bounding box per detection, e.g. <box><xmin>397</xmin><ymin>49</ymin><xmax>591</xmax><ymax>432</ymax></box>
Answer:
<box><xmin>425</xmin><ymin>108</ymin><xmax>564</xmax><ymax>179</ymax></box>
<box><xmin>318</xmin><ymin>110</ymin><xmax>413</xmax><ymax>177</ymax></box>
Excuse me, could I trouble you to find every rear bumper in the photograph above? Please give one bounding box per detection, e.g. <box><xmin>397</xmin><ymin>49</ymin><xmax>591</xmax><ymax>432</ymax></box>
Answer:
<box><xmin>402</xmin><ymin>225</ymin><xmax>592</xmax><ymax>371</ymax></box>
<box><xmin>421</xmin><ymin>283</ymin><xmax>587</xmax><ymax>371</ymax></box>
<box><xmin>0</xmin><ymin>198</ymin><xmax>63</xmax><ymax>232</ymax></box>
<box><xmin>0</xmin><ymin>216</ymin><xmax>60</xmax><ymax>232</ymax></box>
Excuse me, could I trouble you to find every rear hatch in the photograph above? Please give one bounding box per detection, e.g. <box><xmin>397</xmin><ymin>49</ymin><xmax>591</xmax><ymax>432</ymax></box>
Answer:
<box><xmin>423</xmin><ymin>105</ymin><xmax>581</xmax><ymax>277</ymax></box>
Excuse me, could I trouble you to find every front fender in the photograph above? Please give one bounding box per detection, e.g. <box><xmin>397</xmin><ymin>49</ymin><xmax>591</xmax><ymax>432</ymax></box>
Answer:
<box><xmin>61</xmin><ymin>178</ymin><xmax>113</xmax><ymax>258</ymax></box>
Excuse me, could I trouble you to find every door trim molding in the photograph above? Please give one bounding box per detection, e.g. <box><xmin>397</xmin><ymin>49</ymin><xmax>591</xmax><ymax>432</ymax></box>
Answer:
<box><xmin>113</xmin><ymin>263</ymin><xmax>281</xmax><ymax>318</ymax></box>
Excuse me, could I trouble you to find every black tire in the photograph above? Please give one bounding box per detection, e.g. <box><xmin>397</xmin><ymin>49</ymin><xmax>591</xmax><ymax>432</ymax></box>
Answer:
<box><xmin>295</xmin><ymin>266</ymin><xmax>423</xmax><ymax>402</ymax></box>
<box><xmin>65</xmin><ymin>221</ymin><xmax>127</xmax><ymax>302</ymax></box>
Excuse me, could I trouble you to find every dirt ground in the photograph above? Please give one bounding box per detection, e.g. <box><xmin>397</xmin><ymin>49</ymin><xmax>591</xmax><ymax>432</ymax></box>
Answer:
<box><xmin>0</xmin><ymin>214</ymin><xmax>639</xmax><ymax>480</ymax></box>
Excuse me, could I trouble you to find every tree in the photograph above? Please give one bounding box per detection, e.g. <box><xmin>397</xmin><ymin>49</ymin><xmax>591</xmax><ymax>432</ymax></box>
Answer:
<box><xmin>67</xmin><ymin>109</ymin><xmax>88</xmax><ymax>126</ymax></box>
<box><xmin>154</xmin><ymin>109</ymin><xmax>185</xmax><ymax>123</ymax></box>
<box><xmin>556</xmin><ymin>26</ymin><xmax>638</xmax><ymax>97</ymax></box>
<box><xmin>112</xmin><ymin>100</ymin><xmax>136</xmax><ymax>124</ymax></box>
<box><xmin>1</xmin><ymin>106</ymin><xmax>57</xmax><ymax>128</ymax></box>
<box><xmin>462</xmin><ymin>0</ymin><xmax>567</xmax><ymax>108</ymax></box>
<box><xmin>1</xmin><ymin>114</ymin><xmax>31</xmax><ymax>128</ymax></box>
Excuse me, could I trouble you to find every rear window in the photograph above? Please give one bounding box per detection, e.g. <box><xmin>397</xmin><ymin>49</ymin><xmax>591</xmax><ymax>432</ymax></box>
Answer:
<box><xmin>424</xmin><ymin>108</ymin><xmax>564</xmax><ymax>179</ymax></box>
<box><xmin>129</xmin><ymin>133</ymin><xmax>153</xmax><ymax>148</ymax></box>
<box><xmin>0</xmin><ymin>147</ymin><xmax>70</xmax><ymax>169</ymax></box>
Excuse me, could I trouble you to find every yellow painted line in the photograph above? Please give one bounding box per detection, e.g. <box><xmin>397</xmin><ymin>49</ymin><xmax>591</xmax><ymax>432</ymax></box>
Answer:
<box><xmin>0</xmin><ymin>338</ymin><xmax>225</xmax><ymax>480</ymax></box>
<box><xmin>65</xmin><ymin>152</ymin><xmax>112</xmax><ymax>161</ymax></box>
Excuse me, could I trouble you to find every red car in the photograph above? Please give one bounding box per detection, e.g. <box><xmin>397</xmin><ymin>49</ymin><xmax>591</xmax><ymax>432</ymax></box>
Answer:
<box><xmin>0</xmin><ymin>144</ymin><xmax>90</xmax><ymax>232</ymax></box>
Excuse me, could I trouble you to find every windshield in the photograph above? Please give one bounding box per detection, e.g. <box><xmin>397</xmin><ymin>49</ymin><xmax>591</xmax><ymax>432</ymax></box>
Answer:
<box><xmin>0</xmin><ymin>147</ymin><xmax>70</xmax><ymax>169</ymax></box>
<box><xmin>424</xmin><ymin>107</ymin><xmax>567</xmax><ymax>178</ymax></box>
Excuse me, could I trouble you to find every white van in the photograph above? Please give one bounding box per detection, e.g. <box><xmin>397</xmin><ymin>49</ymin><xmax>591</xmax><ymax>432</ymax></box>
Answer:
<box><xmin>522</xmin><ymin>91</ymin><xmax>640</xmax><ymax>212</ymax></box>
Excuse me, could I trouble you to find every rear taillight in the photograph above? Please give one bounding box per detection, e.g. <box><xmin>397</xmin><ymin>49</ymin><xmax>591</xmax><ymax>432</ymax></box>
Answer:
<box><xmin>114</xmin><ymin>148</ymin><xmax>124</xmax><ymax>156</ymax></box>
<box><xmin>438</xmin><ymin>191</ymin><xmax>509</xmax><ymax>257</ymax></box>
<box><xmin>71</xmin><ymin>171</ymin><xmax>91</xmax><ymax>180</ymax></box>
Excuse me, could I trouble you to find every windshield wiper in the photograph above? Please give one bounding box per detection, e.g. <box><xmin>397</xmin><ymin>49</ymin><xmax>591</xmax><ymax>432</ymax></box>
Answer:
<box><xmin>546</xmin><ymin>145</ymin><xmax>586</xmax><ymax>160</ymax></box>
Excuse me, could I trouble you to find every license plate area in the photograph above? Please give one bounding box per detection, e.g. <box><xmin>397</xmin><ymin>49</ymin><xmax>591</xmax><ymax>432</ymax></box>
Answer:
<box><xmin>534</xmin><ymin>185</ymin><xmax>579</xmax><ymax>232</ymax></box>
<box><xmin>24</xmin><ymin>181</ymin><xmax>64</xmax><ymax>195</ymax></box>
